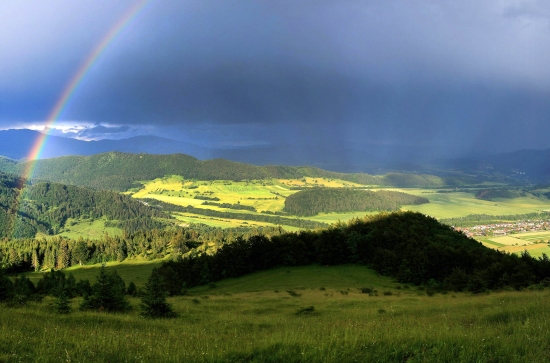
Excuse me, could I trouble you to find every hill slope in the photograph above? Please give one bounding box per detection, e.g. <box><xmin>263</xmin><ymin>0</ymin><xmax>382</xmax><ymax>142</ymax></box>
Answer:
<box><xmin>0</xmin><ymin>171</ymin><xmax>168</xmax><ymax>238</ymax></box>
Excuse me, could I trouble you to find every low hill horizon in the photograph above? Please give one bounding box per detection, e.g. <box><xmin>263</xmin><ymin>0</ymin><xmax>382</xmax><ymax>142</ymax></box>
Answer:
<box><xmin>2</xmin><ymin>129</ymin><xmax>549</xmax><ymax>181</ymax></box>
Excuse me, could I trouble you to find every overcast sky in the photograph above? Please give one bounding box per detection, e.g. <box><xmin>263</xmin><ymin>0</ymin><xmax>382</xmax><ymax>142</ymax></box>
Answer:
<box><xmin>1</xmin><ymin>0</ymin><xmax>550</xmax><ymax>159</ymax></box>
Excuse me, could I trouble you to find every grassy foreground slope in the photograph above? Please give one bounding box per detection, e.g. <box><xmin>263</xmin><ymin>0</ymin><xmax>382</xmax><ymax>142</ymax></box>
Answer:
<box><xmin>3</xmin><ymin>264</ymin><xmax>550</xmax><ymax>362</ymax></box>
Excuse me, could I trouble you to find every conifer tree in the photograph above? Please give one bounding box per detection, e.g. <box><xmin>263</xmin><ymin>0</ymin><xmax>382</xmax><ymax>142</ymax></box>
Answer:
<box><xmin>127</xmin><ymin>281</ymin><xmax>137</xmax><ymax>297</ymax></box>
<box><xmin>140</xmin><ymin>268</ymin><xmax>176</xmax><ymax>318</ymax></box>
<box><xmin>80</xmin><ymin>265</ymin><xmax>130</xmax><ymax>312</ymax></box>
<box><xmin>0</xmin><ymin>268</ymin><xmax>14</xmax><ymax>302</ymax></box>
<box><xmin>53</xmin><ymin>290</ymin><xmax>71</xmax><ymax>314</ymax></box>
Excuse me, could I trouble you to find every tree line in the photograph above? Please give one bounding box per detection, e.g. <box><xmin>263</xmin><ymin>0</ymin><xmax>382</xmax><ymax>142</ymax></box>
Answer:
<box><xmin>0</xmin><ymin>266</ymin><xmax>175</xmax><ymax>318</ymax></box>
<box><xmin>2</xmin><ymin>152</ymin><xmax>453</xmax><ymax>192</ymax></box>
<box><xmin>0</xmin><ymin>224</ymin><xmax>287</xmax><ymax>273</ymax></box>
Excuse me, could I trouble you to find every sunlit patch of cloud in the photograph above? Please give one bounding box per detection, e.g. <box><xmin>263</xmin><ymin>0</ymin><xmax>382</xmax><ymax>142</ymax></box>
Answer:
<box><xmin>0</xmin><ymin>121</ymin><xmax>156</xmax><ymax>141</ymax></box>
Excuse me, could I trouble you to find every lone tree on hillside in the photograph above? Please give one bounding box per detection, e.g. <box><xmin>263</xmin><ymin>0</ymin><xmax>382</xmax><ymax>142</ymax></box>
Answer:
<box><xmin>80</xmin><ymin>265</ymin><xmax>130</xmax><ymax>312</ymax></box>
<box><xmin>53</xmin><ymin>289</ymin><xmax>71</xmax><ymax>314</ymax></box>
<box><xmin>140</xmin><ymin>268</ymin><xmax>176</xmax><ymax>318</ymax></box>
<box><xmin>0</xmin><ymin>268</ymin><xmax>14</xmax><ymax>302</ymax></box>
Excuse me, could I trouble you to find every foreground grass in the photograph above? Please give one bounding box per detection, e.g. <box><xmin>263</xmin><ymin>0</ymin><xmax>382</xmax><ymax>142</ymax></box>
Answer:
<box><xmin>4</xmin><ymin>265</ymin><xmax>550</xmax><ymax>362</ymax></box>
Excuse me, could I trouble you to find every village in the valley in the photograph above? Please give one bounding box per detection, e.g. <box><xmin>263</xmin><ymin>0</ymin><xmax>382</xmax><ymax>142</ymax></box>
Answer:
<box><xmin>454</xmin><ymin>219</ymin><xmax>550</xmax><ymax>238</ymax></box>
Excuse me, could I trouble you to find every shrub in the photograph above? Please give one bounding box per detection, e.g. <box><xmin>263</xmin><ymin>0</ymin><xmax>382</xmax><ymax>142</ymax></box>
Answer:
<box><xmin>295</xmin><ymin>306</ymin><xmax>315</xmax><ymax>316</ymax></box>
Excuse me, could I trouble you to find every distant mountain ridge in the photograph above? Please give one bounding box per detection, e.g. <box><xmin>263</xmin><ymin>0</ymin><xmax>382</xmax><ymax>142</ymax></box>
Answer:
<box><xmin>1</xmin><ymin>129</ymin><xmax>548</xmax><ymax>183</ymax></box>
<box><xmin>0</xmin><ymin>152</ymin><xmax>447</xmax><ymax>192</ymax></box>
<box><xmin>0</xmin><ymin>129</ymin><xmax>208</xmax><ymax>160</ymax></box>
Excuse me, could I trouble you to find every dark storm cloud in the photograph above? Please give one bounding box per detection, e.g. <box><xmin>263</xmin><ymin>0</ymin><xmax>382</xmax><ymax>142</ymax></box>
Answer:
<box><xmin>1</xmin><ymin>0</ymin><xmax>550</xmax><ymax>156</ymax></box>
<box><xmin>75</xmin><ymin>124</ymin><xmax>133</xmax><ymax>140</ymax></box>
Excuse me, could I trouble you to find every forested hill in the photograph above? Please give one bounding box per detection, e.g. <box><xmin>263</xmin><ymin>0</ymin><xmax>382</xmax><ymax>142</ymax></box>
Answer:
<box><xmin>0</xmin><ymin>152</ymin><xmax>446</xmax><ymax>191</ymax></box>
<box><xmin>0</xmin><ymin>171</ymin><xmax>38</xmax><ymax>238</ymax></box>
<box><xmin>0</xmin><ymin>171</ymin><xmax>168</xmax><ymax>238</ymax></box>
<box><xmin>159</xmin><ymin>211</ymin><xmax>550</xmax><ymax>293</ymax></box>
<box><xmin>283</xmin><ymin>188</ymin><xmax>429</xmax><ymax>216</ymax></box>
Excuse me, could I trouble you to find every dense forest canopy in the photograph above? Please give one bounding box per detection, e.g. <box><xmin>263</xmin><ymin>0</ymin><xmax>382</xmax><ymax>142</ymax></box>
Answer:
<box><xmin>283</xmin><ymin>188</ymin><xmax>429</xmax><ymax>216</ymax></box>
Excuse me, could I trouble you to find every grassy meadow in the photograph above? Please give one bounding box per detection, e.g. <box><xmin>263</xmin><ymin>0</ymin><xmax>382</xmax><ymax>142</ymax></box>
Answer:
<box><xmin>35</xmin><ymin>218</ymin><xmax>124</xmax><ymax>241</ymax></box>
<box><xmin>4</xmin><ymin>264</ymin><xmax>550</xmax><ymax>362</ymax></box>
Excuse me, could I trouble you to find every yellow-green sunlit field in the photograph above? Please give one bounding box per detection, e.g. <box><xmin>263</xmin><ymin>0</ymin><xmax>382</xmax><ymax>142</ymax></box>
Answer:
<box><xmin>128</xmin><ymin>176</ymin><xmax>550</xmax><ymax>229</ymax></box>
<box><xmin>478</xmin><ymin>231</ymin><xmax>550</xmax><ymax>258</ymax></box>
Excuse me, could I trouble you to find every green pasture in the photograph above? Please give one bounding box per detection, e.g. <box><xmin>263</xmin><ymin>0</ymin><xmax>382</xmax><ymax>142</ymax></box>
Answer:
<box><xmin>403</xmin><ymin>191</ymin><xmax>550</xmax><ymax>219</ymax></box>
<box><xmin>4</xmin><ymin>264</ymin><xmax>550</xmax><ymax>362</ymax></box>
<box><xmin>489</xmin><ymin>236</ymin><xmax>525</xmax><ymax>246</ymax></box>
<box><xmin>514</xmin><ymin>230</ymin><xmax>550</xmax><ymax>243</ymax></box>
<box><xmin>476</xmin><ymin>232</ymin><xmax>550</xmax><ymax>258</ymax></box>
<box><xmin>37</xmin><ymin>218</ymin><xmax>123</xmax><ymax>240</ymax></box>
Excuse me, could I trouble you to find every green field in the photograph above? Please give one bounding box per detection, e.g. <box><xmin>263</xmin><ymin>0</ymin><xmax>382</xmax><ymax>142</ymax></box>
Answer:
<box><xmin>477</xmin><ymin>232</ymin><xmax>550</xmax><ymax>258</ymax></box>
<box><xmin>403</xmin><ymin>191</ymin><xmax>550</xmax><ymax>219</ymax></box>
<box><xmin>58</xmin><ymin>218</ymin><xmax>123</xmax><ymax>239</ymax></box>
<box><xmin>4</xmin><ymin>264</ymin><xmax>550</xmax><ymax>362</ymax></box>
<box><xmin>129</xmin><ymin>177</ymin><xmax>550</xmax><ymax>228</ymax></box>
<box><xmin>514</xmin><ymin>230</ymin><xmax>550</xmax><ymax>243</ymax></box>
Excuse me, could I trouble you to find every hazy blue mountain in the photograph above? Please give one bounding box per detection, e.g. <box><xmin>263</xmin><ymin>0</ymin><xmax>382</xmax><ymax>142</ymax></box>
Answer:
<box><xmin>0</xmin><ymin>129</ymin><xmax>208</xmax><ymax>160</ymax></box>
<box><xmin>430</xmin><ymin>148</ymin><xmax>550</xmax><ymax>182</ymax></box>
<box><xmin>1</xmin><ymin>129</ymin><xmax>549</xmax><ymax>182</ymax></box>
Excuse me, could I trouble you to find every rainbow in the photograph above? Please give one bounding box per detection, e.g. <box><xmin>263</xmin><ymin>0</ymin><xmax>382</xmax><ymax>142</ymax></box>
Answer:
<box><xmin>23</xmin><ymin>0</ymin><xmax>150</xmax><ymax>179</ymax></box>
<box><xmin>12</xmin><ymin>0</ymin><xmax>150</xmax><ymax>238</ymax></box>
